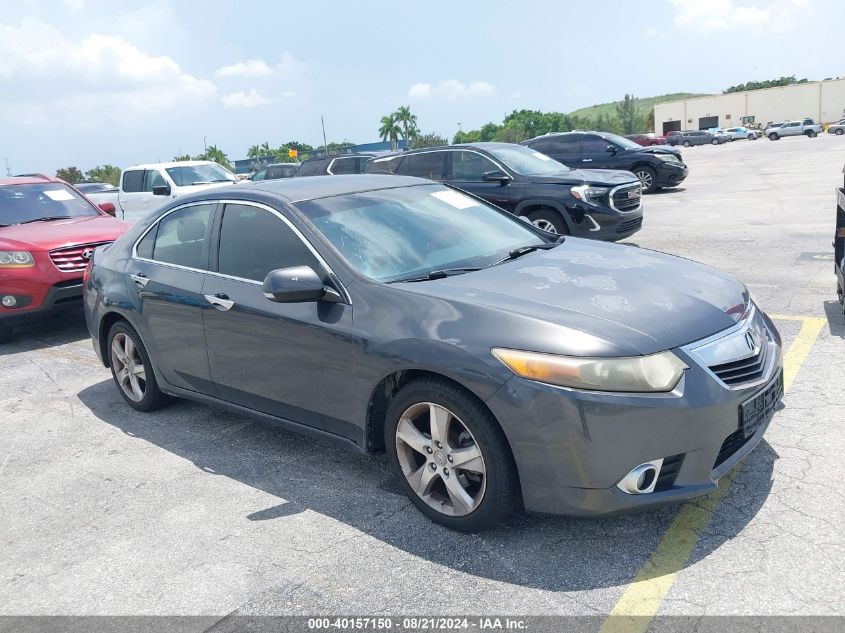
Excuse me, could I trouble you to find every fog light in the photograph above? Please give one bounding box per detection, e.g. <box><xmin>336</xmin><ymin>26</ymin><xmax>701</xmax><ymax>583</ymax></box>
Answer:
<box><xmin>2</xmin><ymin>295</ymin><xmax>17</xmax><ymax>307</ymax></box>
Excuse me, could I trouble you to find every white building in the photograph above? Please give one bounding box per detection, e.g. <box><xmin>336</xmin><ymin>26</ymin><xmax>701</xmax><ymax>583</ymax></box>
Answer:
<box><xmin>654</xmin><ymin>78</ymin><xmax>845</xmax><ymax>134</ymax></box>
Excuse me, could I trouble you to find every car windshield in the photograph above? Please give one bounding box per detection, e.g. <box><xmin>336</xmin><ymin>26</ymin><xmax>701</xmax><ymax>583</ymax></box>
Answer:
<box><xmin>601</xmin><ymin>133</ymin><xmax>642</xmax><ymax>150</ymax></box>
<box><xmin>485</xmin><ymin>145</ymin><xmax>571</xmax><ymax>175</ymax></box>
<box><xmin>0</xmin><ymin>182</ymin><xmax>99</xmax><ymax>226</ymax></box>
<box><xmin>165</xmin><ymin>163</ymin><xmax>237</xmax><ymax>186</ymax></box>
<box><xmin>294</xmin><ymin>184</ymin><xmax>546</xmax><ymax>282</ymax></box>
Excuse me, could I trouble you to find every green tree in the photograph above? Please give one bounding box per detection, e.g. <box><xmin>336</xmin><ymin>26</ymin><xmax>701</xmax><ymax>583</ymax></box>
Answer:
<box><xmin>724</xmin><ymin>76</ymin><xmax>809</xmax><ymax>94</ymax></box>
<box><xmin>493</xmin><ymin>124</ymin><xmax>527</xmax><ymax>143</ymax></box>
<box><xmin>378</xmin><ymin>114</ymin><xmax>402</xmax><ymax>151</ymax></box>
<box><xmin>453</xmin><ymin>129</ymin><xmax>481</xmax><ymax>144</ymax></box>
<box><xmin>197</xmin><ymin>145</ymin><xmax>233</xmax><ymax>171</ymax></box>
<box><xmin>394</xmin><ymin>105</ymin><xmax>418</xmax><ymax>148</ymax></box>
<box><xmin>615</xmin><ymin>94</ymin><xmax>641</xmax><ymax>134</ymax></box>
<box><xmin>478</xmin><ymin>122</ymin><xmax>500</xmax><ymax>142</ymax></box>
<box><xmin>172</xmin><ymin>154</ymin><xmax>192</xmax><ymax>161</ymax></box>
<box><xmin>55</xmin><ymin>166</ymin><xmax>84</xmax><ymax>184</ymax></box>
<box><xmin>84</xmin><ymin>164</ymin><xmax>121</xmax><ymax>186</ymax></box>
<box><xmin>410</xmin><ymin>132</ymin><xmax>448</xmax><ymax>149</ymax></box>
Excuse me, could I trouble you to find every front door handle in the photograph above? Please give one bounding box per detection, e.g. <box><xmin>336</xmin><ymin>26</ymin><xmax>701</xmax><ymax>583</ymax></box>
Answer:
<box><xmin>582</xmin><ymin>158</ymin><xmax>593</xmax><ymax>162</ymax></box>
<box><xmin>204</xmin><ymin>293</ymin><xmax>235</xmax><ymax>311</ymax></box>
<box><xmin>130</xmin><ymin>273</ymin><xmax>149</xmax><ymax>287</ymax></box>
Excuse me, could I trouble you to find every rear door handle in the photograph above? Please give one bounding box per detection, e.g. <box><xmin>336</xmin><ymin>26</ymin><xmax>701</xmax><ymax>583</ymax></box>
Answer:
<box><xmin>582</xmin><ymin>158</ymin><xmax>593</xmax><ymax>162</ymax></box>
<box><xmin>204</xmin><ymin>293</ymin><xmax>235</xmax><ymax>311</ymax></box>
<box><xmin>131</xmin><ymin>273</ymin><xmax>149</xmax><ymax>287</ymax></box>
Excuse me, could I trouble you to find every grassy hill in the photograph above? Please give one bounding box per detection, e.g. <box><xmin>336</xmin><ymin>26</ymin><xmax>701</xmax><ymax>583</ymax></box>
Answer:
<box><xmin>568</xmin><ymin>92</ymin><xmax>709</xmax><ymax>120</ymax></box>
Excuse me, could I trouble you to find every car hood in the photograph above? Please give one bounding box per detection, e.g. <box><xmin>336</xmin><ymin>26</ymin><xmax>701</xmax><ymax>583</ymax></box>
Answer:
<box><xmin>0</xmin><ymin>215</ymin><xmax>129</xmax><ymax>251</ymax></box>
<box><xmin>528</xmin><ymin>168</ymin><xmax>638</xmax><ymax>187</ymax></box>
<box><xmin>396</xmin><ymin>239</ymin><xmax>748</xmax><ymax>356</ymax></box>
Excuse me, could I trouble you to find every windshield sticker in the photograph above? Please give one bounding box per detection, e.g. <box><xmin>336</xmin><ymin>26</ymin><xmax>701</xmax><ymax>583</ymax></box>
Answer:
<box><xmin>431</xmin><ymin>190</ymin><xmax>479</xmax><ymax>209</ymax></box>
<box><xmin>43</xmin><ymin>189</ymin><xmax>75</xmax><ymax>201</ymax></box>
<box><xmin>532</xmin><ymin>152</ymin><xmax>552</xmax><ymax>161</ymax></box>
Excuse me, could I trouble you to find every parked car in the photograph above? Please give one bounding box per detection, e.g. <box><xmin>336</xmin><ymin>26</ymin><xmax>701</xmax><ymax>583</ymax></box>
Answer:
<box><xmin>836</xmin><ymin>165</ymin><xmax>845</xmax><ymax>316</ymax></box>
<box><xmin>827</xmin><ymin>119</ymin><xmax>845</xmax><ymax>136</ymax></box>
<box><xmin>296</xmin><ymin>153</ymin><xmax>376</xmax><ymax>177</ymax></box>
<box><xmin>722</xmin><ymin>127</ymin><xmax>760</xmax><ymax>141</ymax></box>
<box><xmin>624</xmin><ymin>133</ymin><xmax>667</xmax><ymax>147</ymax></box>
<box><xmin>0</xmin><ymin>175</ymin><xmax>128</xmax><ymax>342</ymax></box>
<box><xmin>366</xmin><ymin>143</ymin><xmax>643</xmax><ymax>240</ymax></box>
<box><xmin>119</xmin><ymin>161</ymin><xmax>238</xmax><ymax>223</ymax></box>
<box><xmin>77</xmin><ymin>182</ymin><xmax>121</xmax><ymax>209</ymax></box>
<box><xmin>84</xmin><ymin>175</ymin><xmax>784</xmax><ymax>531</ymax></box>
<box><xmin>521</xmin><ymin>131</ymin><xmax>687</xmax><ymax>194</ymax></box>
<box><xmin>666</xmin><ymin>130</ymin><xmax>725</xmax><ymax>147</ymax></box>
<box><xmin>251</xmin><ymin>163</ymin><xmax>299</xmax><ymax>181</ymax></box>
<box><xmin>765</xmin><ymin>120</ymin><xmax>822</xmax><ymax>140</ymax></box>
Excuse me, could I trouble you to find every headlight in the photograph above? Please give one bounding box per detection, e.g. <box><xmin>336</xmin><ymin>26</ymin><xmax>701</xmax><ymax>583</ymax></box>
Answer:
<box><xmin>0</xmin><ymin>251</ymin><xmax>35</xmax><ymax>268</ymax></box>
<box><xmin>570</xmin><ymin>185</ymin><xmax>609</xmax><ymax>206</ymax></box>
<box><xmin>658</xmin><ymin>154</ymin><xmax>679</xmax><ymax>162</ymax></box>
<box><xmin>491</xmin><ymin>348</ymin><xmax>687</xmax><ymax>393</ymax></box>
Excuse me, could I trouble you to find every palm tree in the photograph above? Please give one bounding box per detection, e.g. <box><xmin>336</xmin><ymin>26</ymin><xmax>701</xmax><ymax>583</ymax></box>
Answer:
<box><xmin>394</xmin><ymin>105</ymin><xmax>418</xmax><ymax>150</ymax></box>
<box><xmin>378</xmin><ymin>114</ymin><xmax>401</xmax><ymax>152</ymax></box>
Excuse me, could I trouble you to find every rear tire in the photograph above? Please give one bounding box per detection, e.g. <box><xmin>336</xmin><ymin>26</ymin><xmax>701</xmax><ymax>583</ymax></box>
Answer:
<box><xmin>107</xmin><ymin>321</ymin><xmax>169</xmax><ymax>412</ymax></box>
<box><xmin>835</xmin><ymin>128</ymin><xmax>844</xmax><ymax>136</ymax></box>
<box><xmin>524</xmin><ymin>208</ymin><xmax>568</xmax><ymax>235</ymax></box>
<box><xmin>683</xmin><ymin>140</ymin><xmax>691</xmax><ymax>147</ymax></box>
<box><xmin>634</xmin><ymin>166</ymin><xmax>658</xmax><ymax>194</ymax></box>
<box><xmin>0</xmin><ymin>321</ymin><xmax>12</xmax><ymax>344</ymax></box>
<box><xmin>385</xmin><ymin>377</ymin><xmax>520</xmax><ymax>532</ymax></box>
<box><xmin>806</xmin><ymin>130</ymin><xmax>817</xmax><ymax>138</ymax></box>
<box><xmin>711</xmin><ymin>138</ymin><xmax>719</xmax><ymax>145</ymax></box>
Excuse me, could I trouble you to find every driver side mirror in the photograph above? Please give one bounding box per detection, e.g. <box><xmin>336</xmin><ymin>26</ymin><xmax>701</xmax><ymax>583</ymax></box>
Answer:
<box><xmin>98</xmin><ymin>202</ymin><xmax>116</xmax><ymax>216</ymax></box>
<box><xmin>152</xmin><ymin>185</ymin><xmax>171</xmax><ymax>196</ymax></box>
<box><xmin>482</xmin><ymin>170</ymin><xmax>511</xmax><ymax>184</ymax></box>
<box><xmin>262</xmin><ymin>266</ymin><xmax>342</xmax><ymax>303</ymax></box>
<box><xmin>605</xmin><ymin>145</ymin><xmax>618</xmax><ymax>154</ymax></box>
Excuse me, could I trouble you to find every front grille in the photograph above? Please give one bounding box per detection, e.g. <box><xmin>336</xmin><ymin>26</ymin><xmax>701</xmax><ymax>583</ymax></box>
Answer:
<box><xmin>713</xmin><ymin>429</ymin><xmax>751</xmax><ymax>469</ymax></box>
<box><xmin>616</xmin><ymin>217</ymin><xmax>643</xmax><ymax>234</ymax></box>
<box><xmin>709</xmin><ymin>342</ymin><xmax>768</xmax><ymax>387</ymax></box>
<box><xmin>612</xmin><ymin>185</ymin><xmax>642</xmax><ymax>211</ymax></box>
<box><xmin>48</xmin><ymin>242</ymin><xmax>111</xmax><ymax>273</ymax></box>
<box><xmin>654</xmin><ymin>454</ymin><xmax>684</xmax><ymax>491</ymax></box>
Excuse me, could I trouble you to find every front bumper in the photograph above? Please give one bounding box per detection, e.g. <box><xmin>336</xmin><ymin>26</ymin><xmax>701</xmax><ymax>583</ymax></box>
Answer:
<box><xmin>566</xmin><ymin>205</ymin><xmax>644</xmax><ymax>241</ymax></box>
<box><xmin>485</xmin><ymin>309</ymin><xmax>783</xmax><ymax>516</ymax></box>
<box><xmin>0</xmin><ymin>275</ymin><xmax>84</xmax><ymax>323</ymax></box>
<box><xmin>656</xmin><ymin>162</ymin><xmax>689</xmax><ymax>187</ymax></box>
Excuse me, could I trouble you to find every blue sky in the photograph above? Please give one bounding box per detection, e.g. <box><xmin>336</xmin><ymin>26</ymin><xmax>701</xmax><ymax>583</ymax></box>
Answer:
<box><xmin>1</xmin><ymin>0</ymin><xmax>842</xmax><ymax>174</ymax></box>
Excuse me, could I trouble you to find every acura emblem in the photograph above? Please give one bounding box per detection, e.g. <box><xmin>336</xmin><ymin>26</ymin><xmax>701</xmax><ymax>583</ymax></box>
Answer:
<box><xmin>81</xmin><ymin>249</ymin><xmax>95</xmax><ymax>260</ymax></box>
<box><xmin>744</xmin><ymin>331</ymin><xmax>757</xmax><ymax>351</ymax></box>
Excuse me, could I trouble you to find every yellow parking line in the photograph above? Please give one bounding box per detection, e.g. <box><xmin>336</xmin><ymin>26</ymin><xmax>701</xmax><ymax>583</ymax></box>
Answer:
<box><xmin>599</xmin><ymin>315</ymin><xmax>825</xmax><ymax>633</ymax></box>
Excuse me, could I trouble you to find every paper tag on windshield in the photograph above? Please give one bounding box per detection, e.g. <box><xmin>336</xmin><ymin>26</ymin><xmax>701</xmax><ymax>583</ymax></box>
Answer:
<box><xmin>43</xmin><ymin>189</ymin><xmax>75</xmax><ymax>201</ymax></box>
<box><xmin>531</xmin><ymin>151</ymin><xmax>552</xmax><ymax>161</ymax></box>
<box><xmin>430</xmin><ymin>190</ymin><xmax>478</xmax><ymax>209</ymax></box>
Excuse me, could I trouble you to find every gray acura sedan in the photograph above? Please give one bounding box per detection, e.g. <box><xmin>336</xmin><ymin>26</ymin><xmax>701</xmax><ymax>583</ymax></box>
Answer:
<box><xmin>84</xmin><ymin>175</ymin><xmax>783</xmax><ymax>531</ymax></box>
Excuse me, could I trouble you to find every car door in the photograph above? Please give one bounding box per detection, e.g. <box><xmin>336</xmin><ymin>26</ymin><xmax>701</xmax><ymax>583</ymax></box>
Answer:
<box><xmin>128</xmin><ymin>202</ymin><xmax>217</xmax><ymax>394</ymax></box>
<box><xmin>446</xmin><ymin>150</ymin><xmax>511</xmax><ymax>209</ymax></box>
<box><xmin>201</xmin><ymin>201</ymin><xmax>357</xmax><ymax>438</ymax></box>
<box><xmin>783</xmin><ymin>122</ymin><xmax>800</xmax><ymax>137</ymax></box>
<box><xmin>580</xmin><ymin>134</ymin><xmax>616</xmax><ymax>169</ymax></box>
<box><xmin>533</xmin><ymin>134</ymin><xmax>582</xmax><ymax>168</ymax></box>
<box><xmin>119</xmin><ymin>169</ymin><xmax>146</xmax><ymax>220</ymax></box>
<box><xmin>141</xmin><ymin>169</ymin><xmax>171</xmax><ymax>215</ymax></box>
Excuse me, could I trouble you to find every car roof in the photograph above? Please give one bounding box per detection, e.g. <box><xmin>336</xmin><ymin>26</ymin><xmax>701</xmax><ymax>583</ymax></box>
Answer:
<box><xmin>247</xmin><ymin>174</ymin><xmax>433</xmax><ymax>202</ymax></box>
<box><xmin>0</xmin><ymin>175</ymin><xmax>63</xmax><ymax>186</ymax></box>
<box><xmin>300</xmin><ymin>153</ymin><xmax>376</xmax><ymax>164</ymax></box>
<box><xmin>123</xmin><ymin>160</ymin><xmax>222</xmax><ymax>170</ymax></box>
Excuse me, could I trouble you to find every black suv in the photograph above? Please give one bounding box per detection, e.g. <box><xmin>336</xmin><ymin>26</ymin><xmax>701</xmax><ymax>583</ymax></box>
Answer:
<box><xmin>366</xmin><ymin>143</ymin><xmax>643</xmax><ymax>240</ymax></box>
<box><xmin>521</xmin><ymin>131</ymin><xmax>687</xmax><ymax>194</ymax></box>
<box><xmin>296</xmin><ymin>153</ymin><xmax>376</xmax><ymax>177</ymax></box>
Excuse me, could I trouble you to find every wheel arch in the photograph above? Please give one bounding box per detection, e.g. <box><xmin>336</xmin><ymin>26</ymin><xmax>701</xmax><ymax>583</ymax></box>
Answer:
<box><xmin>513</xmin><ymin>200</ymin><xmax>571</xmax><ymax>232</ymax></box>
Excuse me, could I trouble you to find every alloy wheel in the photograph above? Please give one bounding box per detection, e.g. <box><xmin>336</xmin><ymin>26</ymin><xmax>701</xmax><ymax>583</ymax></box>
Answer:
<box><xmin>395</xmin><ymin>402</ymin><xmax>486</xmax><ymax>517</ymax></box>
<box><xmin>635</xmin><ymin>170</ymin><xmax>653</xmax><ymax>190</ymax></box>
<box><xmin>110</xmin><ymin>332</ymin><xmax>147</xmax><ymax>402</ymax></box>
<box><xmin>531</xmin><ymin>219</ymin><xmax>557</xmax><ymax>234</ymax></box>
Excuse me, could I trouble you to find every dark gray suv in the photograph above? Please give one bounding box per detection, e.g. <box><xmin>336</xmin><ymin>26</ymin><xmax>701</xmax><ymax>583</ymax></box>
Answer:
<box><xmin>84</xmin><ymin>175</ymin><xmax>784</xmax><ymax>531</ymax></box>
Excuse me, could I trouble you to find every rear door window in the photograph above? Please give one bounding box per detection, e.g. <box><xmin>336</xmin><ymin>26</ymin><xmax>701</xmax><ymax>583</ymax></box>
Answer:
<box><xmin>148</xmin><ymin>204</ymin><xmax>214</xmax><ymax>269</ymax></box>
<box><xmin>122</xmin><ymin>170</ymin><xmax>144</xmax><ymax>193</ymax></box>
<box><xmin>582</xmin><ymin>135</ymin><xmax>610</xmax><ymax>154</ymax></box>
<box><xmin>400</xmin><ymin>152</ymin><xmax>445</xmax><ymax>180</ymax></box>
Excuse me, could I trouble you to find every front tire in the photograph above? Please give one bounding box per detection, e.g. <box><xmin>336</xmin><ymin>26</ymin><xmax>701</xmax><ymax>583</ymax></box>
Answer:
<box><xmin>634</xmin><ymin>166</ymin><xmax>658</xmax><ymax>194</ymax></box>
<box><xmin>524</xmin><ymin>208</ymin><xmax>568</xmax><ymax>235</ymax></box>
<box><xmin>748</xmin><ymin>134</ymin><xmax>756</xmax><ymax>140</ymax></box>
<box><xmin>769</xmin><ymin>133</ymin><xmax>779</xmax><ymax>140</ymax></box>
<box><xmin>0</xmin><ymin>321</ymin><xmax>12</xmax><ymax>344</ymax></box>
<box><xmin>683</xmin><ymin>140</ymin><xmax>691</xmax><ymax>147</ymax></box>
<box><xmin>385</xmin><ymin>378</ymin><xmax>520</xmax><ymax>532</ymax></box>
<box><xmin>835</xmin><ymin>128</ymin><xmax>844</xmax><ymax>136</ymax></box>
<box><xmin>108</xmin><ymin>321</ymin><xmax>169</xmax><ymax>412</ymax></box>
<box><xmin>711</xmin><ymin>138</ymin><xmax>719</xmax><ymax>145</ymax></box>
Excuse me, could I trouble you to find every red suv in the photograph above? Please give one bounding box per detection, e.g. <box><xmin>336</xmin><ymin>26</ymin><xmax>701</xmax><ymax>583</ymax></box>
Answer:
<box><xmin>0</xmin><ymin>176</ymin><xmax>129</xmax><ymax>342</ymax></box>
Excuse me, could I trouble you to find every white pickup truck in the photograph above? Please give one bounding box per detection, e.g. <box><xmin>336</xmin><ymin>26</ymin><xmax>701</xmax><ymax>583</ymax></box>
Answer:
<box><xmin>765</xmin><ymin>119</ymin><xmax>822</xmax><ymax>140</ymax></box>
<box><xmin>118</xmin><ymin>160</ymin><xmax>239</xmax><ymax>223</ymax></box>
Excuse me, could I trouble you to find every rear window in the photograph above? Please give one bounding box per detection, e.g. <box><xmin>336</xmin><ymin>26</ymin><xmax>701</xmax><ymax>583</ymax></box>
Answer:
<box><xmin>296</xmin><ymin>159</ymin><xmax>328</xmax><ymax>177</ymax></box>
<box><xmin>329</xmin><ymin>157</ymin><xmax>364</xmax><ymax>175</ymax></box>
<box><xmin>0</xmin><ymin>182</ymin><xmax>99</xmax><ymax>226</ymax></box>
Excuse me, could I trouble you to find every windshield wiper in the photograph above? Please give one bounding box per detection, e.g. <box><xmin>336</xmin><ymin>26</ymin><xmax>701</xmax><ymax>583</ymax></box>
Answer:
<box><xmin>390</xmin><ymin>268</ymin><xmax>482</xmax><ymax>283</ymax></box>
<box><xmin>488</xmin><ymin>241</ymin><xmax>561</xmax><ymax>267</ymax></box>
<box><xmin>16</xmin><ymin>216</ymin><xmax>76</xmax><ymax>225</ymax></box>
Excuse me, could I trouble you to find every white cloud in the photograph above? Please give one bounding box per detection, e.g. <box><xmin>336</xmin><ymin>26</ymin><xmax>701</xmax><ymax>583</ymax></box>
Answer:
<box><xmin>221</xmin><ymin>89</ymin><xmax>271</xmax><ymax>109</ymax></box>
<box><xmin>0</xmin><ymin>17</ymin><xmax>215</xmax><ymax>124</ymax></box>
<box><xmin>408</xmin><ymin>79</ymin><xmax>494</xmax><ymax>100</ymax></box>
<box><xmin>215</xmin><ymin>58</ymin><xmax>274</xmax><ymax>78</ymax></box>
<box><xmin>669</xmin><ymin>0</ymin><xmax>808</xmax><ymax>32</ymax></box>
<box><xmin>64</xmin><ymin>0</ymin><xmax>86</xmax><ymax>12</ymax></box>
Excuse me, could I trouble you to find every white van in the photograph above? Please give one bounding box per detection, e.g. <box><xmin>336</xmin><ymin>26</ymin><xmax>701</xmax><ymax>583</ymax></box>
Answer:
<box><xmin>118</xmin><ymin>161</ymin><xmax>238</xmax><ymax>222</ymax></box>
